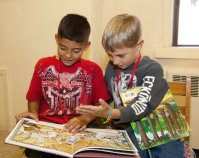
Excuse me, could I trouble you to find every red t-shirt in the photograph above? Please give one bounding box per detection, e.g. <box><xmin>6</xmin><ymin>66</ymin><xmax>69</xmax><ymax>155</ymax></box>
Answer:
<box><xmin>26</xmin><ymin>56</ymin><xmax>110</xmax><ymax>124</ymax></box>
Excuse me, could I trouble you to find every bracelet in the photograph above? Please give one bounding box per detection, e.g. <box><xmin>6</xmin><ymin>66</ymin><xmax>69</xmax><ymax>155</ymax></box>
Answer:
<box><xmin>103</xmin><ymin>109</ymin><xmax>113</xmax><ymax>124</ymax></box>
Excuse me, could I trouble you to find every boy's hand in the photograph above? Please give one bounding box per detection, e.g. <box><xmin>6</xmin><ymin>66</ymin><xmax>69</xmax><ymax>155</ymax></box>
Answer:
<box><xmin>15</xmin><ymin>112</ymin><xmax>39</xmax><ymax>122</ymax></box>
<box><xmin>64</xmin><ymin>116</ymin><xmax>88</xmax><ymax>133</ymax></box>
<box><xmin>76</xmin><ymin>98</ymin><xmax>110</xmax><ymax>118</ymax></box>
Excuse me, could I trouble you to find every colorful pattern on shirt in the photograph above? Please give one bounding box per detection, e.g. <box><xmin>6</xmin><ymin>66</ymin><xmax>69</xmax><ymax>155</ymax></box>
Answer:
<box><xmin>26</xmin><ymin>56</ymin><xmax>110</xmax><ymax>124</ymax></box>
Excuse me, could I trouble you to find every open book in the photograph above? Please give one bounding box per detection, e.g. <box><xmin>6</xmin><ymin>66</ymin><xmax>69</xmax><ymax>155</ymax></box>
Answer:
<box><xmin>5</xmin><ymin>118</ymin><xmax>138</xmax><ymax>158</ymax></box>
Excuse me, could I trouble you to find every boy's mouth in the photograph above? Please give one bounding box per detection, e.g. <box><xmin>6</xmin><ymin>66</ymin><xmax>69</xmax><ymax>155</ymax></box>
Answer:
<box><xmin>61</xmin><ymin>58</ymin><xmax>74</xmax><ymax>66</ymax></box>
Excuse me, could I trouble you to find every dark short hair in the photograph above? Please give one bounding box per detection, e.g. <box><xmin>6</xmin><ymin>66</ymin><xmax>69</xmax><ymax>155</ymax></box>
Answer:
<box><xmin>58</xmin><ymin>14</ymin><xmax>91</xmax><ymax>43</ymax></box>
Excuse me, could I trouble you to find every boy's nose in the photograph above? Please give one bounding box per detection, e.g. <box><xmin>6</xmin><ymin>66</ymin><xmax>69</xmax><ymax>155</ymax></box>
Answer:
<box><xmin>64</xmin><ymin>51</ymin><xmax>72</xmax><ymax>58</ymax></box>
<box><xmin>113</xmin><ymin>58</ymin><xmax>119</xmax><ymax>66</ymax></box>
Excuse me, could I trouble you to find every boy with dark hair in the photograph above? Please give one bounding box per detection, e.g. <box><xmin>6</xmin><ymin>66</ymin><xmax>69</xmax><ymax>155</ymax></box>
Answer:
<box><xmin>16</xmin><ymin>13</ymin><xmax>110</xmax><ymax>158</ymax></box>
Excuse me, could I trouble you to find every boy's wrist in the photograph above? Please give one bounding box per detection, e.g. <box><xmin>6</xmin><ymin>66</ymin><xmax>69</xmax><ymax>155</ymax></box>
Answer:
<box><xmin>78</xmin><ymin>114</ymin><xmax>96</xmax><ymax>124</ymax></box>
<box><xmin>108</xmin><ymin>109</ymin><xmax>113</xmax><ymax>117</ymax></box>
<box><xmin>103</xmin><ymin>109</ymin><xmax>113</xmax><ymax>124</ymax></box>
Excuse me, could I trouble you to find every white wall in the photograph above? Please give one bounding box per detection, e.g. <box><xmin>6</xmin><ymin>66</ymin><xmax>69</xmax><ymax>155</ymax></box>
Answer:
<box><xmin>1</xmin><ymin>0</ymin><xmax>199</xmax><ymax>147</ymax></box>
<box><xmin>0</xmin><ymin>0</ymin><xmax>93</xmax><ymax>130</ymax></box>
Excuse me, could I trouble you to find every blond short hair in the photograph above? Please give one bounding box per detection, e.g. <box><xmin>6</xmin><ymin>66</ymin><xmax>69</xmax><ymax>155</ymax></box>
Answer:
<box><xmin>102</xmin><ymin>14</ymin><xmax>142</xmax><ymax>52</ymax></box>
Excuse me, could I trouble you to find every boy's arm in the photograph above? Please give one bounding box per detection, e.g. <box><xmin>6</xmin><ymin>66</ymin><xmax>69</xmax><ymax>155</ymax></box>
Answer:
<box><xmin>28</xmin><ymin>100</ymin><xmax>40</xmax><ymax>117</ymax></box>
<box><xmin>15</xmin><ymin>101</ymin><xmax>39</xmax><ymax>122</ymax></box>
<box><xmin>76</xmin><ymin>99</ymin><xmax>121</xmax><ymax>120</ymax></box>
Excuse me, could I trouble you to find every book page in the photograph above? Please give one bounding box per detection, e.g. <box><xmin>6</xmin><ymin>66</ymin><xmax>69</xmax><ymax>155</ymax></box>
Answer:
<box><xmin>5</xmin><ymin>118</ymin><xmax>138</xmax><ymax>157</ymax></box>
<box><xmin>73</xmin><ymin>128</ymin><xmax>138</xmax><ymax>155</ymax></box>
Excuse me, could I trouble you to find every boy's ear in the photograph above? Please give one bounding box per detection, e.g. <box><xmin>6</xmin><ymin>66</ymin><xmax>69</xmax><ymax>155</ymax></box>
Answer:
<box><xmin>55</xmin><ymin>34</ymin><xmax>59</xmax><ymax>43</ymax></box>
<box><xmin>138</xmin><ymin>39</ymin><xmax>144</xmax><ymax>49</ymax></box>
<box><xmin>84</xmin><ymin>41</ymin><xmax>91</xmax><ymax>50</ymax></box>
<box><xmin>136</xmin><ymin>40</ymin><xmax>144</xmax><ymax>55</ymax></box>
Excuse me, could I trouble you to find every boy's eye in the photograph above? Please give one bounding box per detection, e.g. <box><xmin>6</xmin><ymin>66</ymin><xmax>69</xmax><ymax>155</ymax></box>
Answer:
<box><xmin>72</xmin><ymin>49</ymin><xmax>82</xmax><ymax>54</ymax></box>
<box><xmin>60</xmin><ymin>46</ymin><xmax>66</xmax><ymax>51</ymax></box>
<box><xmin>59</xmin><ymin>45</ymin><xmax>82</xmax><ymax>54</ymax></box>
<box><xmin>118</xmin><ymin>55</ymin><xmax>125</xmax><ymax>58</ymax></box>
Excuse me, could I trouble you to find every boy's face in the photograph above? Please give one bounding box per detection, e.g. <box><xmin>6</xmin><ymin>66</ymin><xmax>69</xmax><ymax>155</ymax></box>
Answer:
<box><xmin>55</xmin><ymin>35</ymin><xmax>90</xmax><ymax>66</ymax></box>
<box><xmin>106</xmin><ymin>47</ymin><xmax>139</xmax><ymax>69</ymax></box>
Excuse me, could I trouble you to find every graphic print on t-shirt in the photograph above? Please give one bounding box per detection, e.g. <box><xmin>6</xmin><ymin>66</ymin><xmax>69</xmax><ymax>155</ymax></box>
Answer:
<box><xmin>111</xmin><ymin>72</ymin><xmax>136</xmax><ymax>108</ymax></box>
<box><xmin>111</xmin><ymin>72</ymin><xmax>155</xmax><ymax>116</ymax></box>
<box><xmin>40</xmin><ymin>66</ymin><xmax>92</xmax><ymax>116</ymax></box>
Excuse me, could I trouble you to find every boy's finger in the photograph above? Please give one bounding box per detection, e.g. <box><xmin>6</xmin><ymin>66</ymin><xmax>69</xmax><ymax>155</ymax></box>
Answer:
<box><xmin>79</xmin><ymin>125</ymin><xmax>86</xmax><ymax>131</ymax></box>
<box><xmin>28</xmin><ymin>113</ymin><xmax>39</xmax><ymax>121</ymax></box>
<box><xmin>76</xmin><ymin>107</ymin><xmax>94</xmax><ymax>115</ymax></box>
<box><xmin>15</xmin><ymin>112</ymin><xmax>28</xmax><ymax>122</ymax></box>
<box><xmin>64</xmin><ymin>120</ymin><xmax>72</xmax><ymax>128</ymax></box>
<box><xmin>68</xmin><ymin>123</ymin><xmax>80</xmax><ymax>132</ymax></box>
<box><xmin>71</xmin><ymin>124</ymin><xmax>81</xmax><ymax>133</ymax></box>
<box><xmin>99</xmin><ymin>98</ymin><xmax>106</xmax><ymax>104</ymax></box>
<box><xmin>64</xmin><ymin>123</ymin><xmax>74</xmax><ymax>132</ymax></box>
<box><xmin>64</xmin><ymin>118</ymin><xmax>78</xmax><ymax>131</ymax></box>
<box><xmin>99</xmin><ymin>98</ymin><xmax>109</xmax><ymax>109</ymax></box>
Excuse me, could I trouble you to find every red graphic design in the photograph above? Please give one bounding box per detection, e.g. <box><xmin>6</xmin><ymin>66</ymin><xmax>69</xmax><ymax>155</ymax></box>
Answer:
<box><xmin>40</xmin><ymin>66</ymin><xmax>92</xmax><ymax>116</ymax></box>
